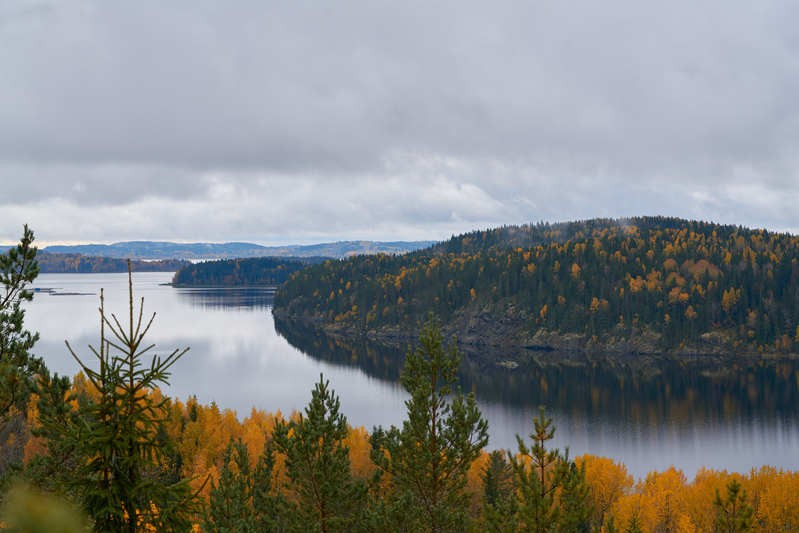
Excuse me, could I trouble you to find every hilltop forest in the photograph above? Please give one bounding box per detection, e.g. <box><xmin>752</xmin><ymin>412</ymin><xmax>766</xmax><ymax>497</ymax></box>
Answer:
<box><xmin>275</xmin><ymin>217</ymin><xmax>799</xmax><ymax>355</ymax></box>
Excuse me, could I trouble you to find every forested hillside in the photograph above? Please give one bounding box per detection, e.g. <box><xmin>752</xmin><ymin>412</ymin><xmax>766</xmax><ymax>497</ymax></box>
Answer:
<box><xmin>274</xmin><ymin>217</ymin><xmax>799</xmax><ymax>354</ymax></box>
<box><xmin>37</xmin><ymin>252</ymin><xmax>188</xmax><ymax>273</ymax></box>
<box><xmin>172</xmin><ymin>256</ymin><xmax>323</xmax><ymax>286</ymax></box>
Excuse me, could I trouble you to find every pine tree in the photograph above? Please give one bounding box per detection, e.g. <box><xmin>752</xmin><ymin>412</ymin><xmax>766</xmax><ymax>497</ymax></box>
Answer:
<box><xmin>253</xmin><ymin>440</ymin><xmax>287</xmax><ymax>532</ymax></box>
<box><xmin>205</xmin><ymin>438</ymin><xmax>287</xmax><ymax>533</ymax></box>
<box><xmin>27</xmin><ymin>370</ymin><xmax>75</xmax><ymax>492</ymax></box>
<box><xmin>370</xmin><ymin>316</ymin><xmax>489</xmax><ymax>533</ymax></box>
<box><xmin>713</xmin><ymin>479</ymin><xmax>754</xmax><ymax>532</ymax></box>
<box><xmin>556</xmin><ymin>456</ymin><xmax>592</xmax><ymax>532</ymax></box>
<box><xmin>0</xmin><ymin>225</ymin><xmax>42</xmax><ymax>421</ymax></box>
<box><xmin>482</xmin><ymin>450</ymin><xmax>518</xmax><ymax>533</ymax></box>
<box><xmin>511</xmin><ymin>407</ymin><xmax>561</xmax><ymax>532</ymax></box>
<box><xmin>273</xmin><ymin>374</ymin><xmax>365</xmax><ymax>533</ymax></box>
<box><xmin>35</xmin><ymin>262</ymin><xmax>197</xmax><ymax>532</ymax></box>
<box><xmin>205</xmin><ymin>438</ymin><xmax>257</xmax><ymax>533</ymax></box>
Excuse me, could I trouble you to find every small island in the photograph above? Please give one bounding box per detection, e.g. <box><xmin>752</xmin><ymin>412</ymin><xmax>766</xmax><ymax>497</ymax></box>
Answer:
<box><xmin>171</xmin><ymin>256</ymin><xmax>325</xmax><ymax>287</ymax></box>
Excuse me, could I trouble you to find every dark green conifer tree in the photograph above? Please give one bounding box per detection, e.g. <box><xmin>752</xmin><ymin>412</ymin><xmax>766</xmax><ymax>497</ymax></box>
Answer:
<box><xmin>370</xmin><ymin>317</ymin><xmax>489</xmax><ymax>533</ymax></box>
<box><xmin>205</xmin><ymin>439</ymin><xmax>257</xmax><ymax>533</ymax></box>
<box><xmin>0</xmin><ymin>225</ymin><xmax>42</xmax><ymax>421</ymax></box>
<box><xmin>713</xmin><ymin>479</ymin><xmax>754</xmax><ymax>532</ymax></box>
<box><xmin>510</xmin><ymin>407</ymin><xmax>590</xmax><ymax>532</ymax></box>
<box><xmin>556</xmin><ymin>456</ymin><xmax>592</xmax><ymax>532</ymax></box>
<box><xmin>273</xmin><ymin>374</ymin><xmax>365</xmax><ymax>533</ymax></box>
<box><xmin>481</xmin><ymin>450</ymin><xmax>518</xmax><ymax>533</ymax></box>
<box><xmin>35</xmin><ymin>263</ymin><xmax>197</xmax><ymax>532</ymax></box>
<box><xmin>205</xmin><ymin>438</ymin><xmax>287</xmax><ymax>533</ymax></box>
<box><xmin>253</xmin><ymin>440</ymin><xmax>287</xmax><ymax>532</ymax></box>
<box><xmin>27</xmin><ymin>369</ymin><xmax>74</xmax><ymax>491</ymax></box>
<box><xmin>511</xmin><ymin>407</ymin><xmax>562</xmax><ymax>532</ymax></box>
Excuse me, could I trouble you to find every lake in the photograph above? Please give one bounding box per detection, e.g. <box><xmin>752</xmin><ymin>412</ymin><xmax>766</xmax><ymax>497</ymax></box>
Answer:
<box><xmin>26</xmin><ymin>272</ymin><xmax>799</xmax><ymax>480</ymax></box>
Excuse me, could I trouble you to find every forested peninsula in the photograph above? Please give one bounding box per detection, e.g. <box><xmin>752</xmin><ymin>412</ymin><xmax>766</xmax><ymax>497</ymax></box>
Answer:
<box><xmin>172</xmin><ymin>256</ymin><xmax>324</xmax><ymax>286</ymax></box>
<box><xmin>274</xmin><ymin>217</ymin><xmax>799</xmax><ymax>356</ymax></box>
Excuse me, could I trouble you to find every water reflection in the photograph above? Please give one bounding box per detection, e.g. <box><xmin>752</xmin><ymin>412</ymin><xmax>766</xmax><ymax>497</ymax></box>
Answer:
<box><xmin>27</xmin><ymin>274</ymin><xmax>409</xmax><ymax>437</ymax></box>
<box><xmin>26</xmin><ymin>274</ymin><xmax>799</xmax><ymax>478</ymax></box>
<box><xmin>175</xmin><ymin>286</ymin><xmax>276</xmax><ymax>309</ymax></box>
<box><xmin>274</xmin><ymin>317</ymin><xmax>799</xmax><ymax>429</ymax></box>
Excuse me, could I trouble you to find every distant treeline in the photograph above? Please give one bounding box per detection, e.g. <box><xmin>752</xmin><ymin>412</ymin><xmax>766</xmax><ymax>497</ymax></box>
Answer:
<box><xmin>172</xmin><ymin>256</ymin><xmax>326</xmax><ymax>286</ymax></box>
<box><xmin>43</xmin><ymin>239</ymin><xmax>436</xmax><ymax>260</ymax></box>
<box><xmin>275</xmin><ymin>216</ymin><xmax>799</xmax><ymax>354</ymax></box>
<box><xmin>38</xmin><ymin>252</ymin><xmax>188</xmax><ymax>273</ymax></box>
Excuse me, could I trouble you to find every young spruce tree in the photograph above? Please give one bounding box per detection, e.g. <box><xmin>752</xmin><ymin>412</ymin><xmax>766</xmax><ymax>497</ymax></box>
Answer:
<box><xmin>511</xmin><ymin>407</ymin><xmax>591</xmax><ymax>532</ymax></box>
<box><xmin>252</xmin><ymin>440</ymin><xmax>286</xmax><ymax>532</ymax></box>
<box><xmin>273</xmin><ymin>374</ymin><xmax>365</xmax><ymax>533</ymax></box>
<box><xmin>713</xmin><ymin>479</ymin><xmax>754</xmax><ymax>533</ymax></box>
<box><xmin>370</xmin><ymin>316</ymin><xmax>489</xmax><ymax>533</ymax></box>
<box><xmin>205</xmin><ymin>437</ymin><xmax>286</xmax><ymax>533</ymax></box>
<box><xmin>205</xmin><ymin>439</ymin><xmax>257</xmax><ymax>533</ymax></box>
<box><xmin>481</xmin><ymin>450</ymin><xmax>518</xmax><ymax>533</ymax></box>
<box><xmin>35</xmin><ymin>262</ymin><xmax>196</xmax><ymax>532</ymax></box>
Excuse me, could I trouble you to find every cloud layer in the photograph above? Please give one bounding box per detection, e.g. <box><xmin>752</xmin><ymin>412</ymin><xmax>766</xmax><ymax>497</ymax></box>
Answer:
<box><xmin>2</xmin><ymin>0</ymin><xmax>798</xmax><ymax>243</ymax></box>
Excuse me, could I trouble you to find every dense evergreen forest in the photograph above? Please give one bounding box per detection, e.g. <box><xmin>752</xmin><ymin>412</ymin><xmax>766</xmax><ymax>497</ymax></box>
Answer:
<box><xmin>37</xmin><ymin>252</ymin><xmax>188</xmax><ymax>273</ymax></box>
<box><xmin>2</xmin><ymin>225</ymin><xmax>799</xmax><ymax>531</ymax></box>
<box><xmin>172</xmin><ymin>256</ymin><xmax>325</xmax><ymax>286</ymax></box>
<box><xmin>275</xmin><ymin>217</ymin><xmax>799</xmax><ymax>355</ymax></box>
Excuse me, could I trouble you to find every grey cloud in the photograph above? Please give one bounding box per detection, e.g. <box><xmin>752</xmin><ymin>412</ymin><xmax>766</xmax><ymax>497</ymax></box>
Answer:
<box><xmin>2</xmin><ymin>163</ymin><xmax>798</xmax><ymax>246</ymax></box>
<box><xmin>1</xmin><ymin>0</ymin><xmax>798</xmax><ymax>242</ymax></box>
<box><xmin>0</xmin><ymin>163</ymin><xmax>207</xmax><ymax>205</ymax></box>
<box><xmin>2</xmin><ymin>1</ymin><xmax>798</xmax><ymax>174</ymax></box>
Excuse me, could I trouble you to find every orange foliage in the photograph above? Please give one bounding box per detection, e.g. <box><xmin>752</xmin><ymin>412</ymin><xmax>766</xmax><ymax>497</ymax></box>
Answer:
<box><xmin>613</xmin><ymin>467</ymin><xmax>694</xmax><ymax>531</ymax></box>
<box><xmin>753</xmin><ymin>467</ymin><xmax>799</xmax><ymax>530</ymax></box>
<box><xmin>345</xmin><ymin>426</ymin><xmax>374</xmax><ymax>480</ymax></box>
<box><xmin>576</xmin><ymin>454</ymin><xmax>633</xmax><ymax>527</ymax></box>
<box><xmin>21</xmin><ymin>375</ymin><xmax>799</xmax><ymax>530</ymax></box>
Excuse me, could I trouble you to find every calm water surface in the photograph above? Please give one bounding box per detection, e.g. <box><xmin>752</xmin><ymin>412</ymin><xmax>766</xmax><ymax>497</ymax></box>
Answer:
<box><xmin>26</xmin><ymin>273</ymin><xmax>799</xmax><ymax>479</ymax></box>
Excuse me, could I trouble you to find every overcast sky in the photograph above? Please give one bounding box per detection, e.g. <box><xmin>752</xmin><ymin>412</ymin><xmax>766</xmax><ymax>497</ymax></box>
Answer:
<box><xmin>2</xmin><ymin>0</ymin><xmax>798</xmax><ymax>245</ymax></box>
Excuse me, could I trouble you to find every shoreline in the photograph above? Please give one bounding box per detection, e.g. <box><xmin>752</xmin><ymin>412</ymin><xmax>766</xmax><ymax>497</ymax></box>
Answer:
<box><xmin>272</xmin><ymin>309</ymin><xmax>797</xmax><ymax>362</ymax></box>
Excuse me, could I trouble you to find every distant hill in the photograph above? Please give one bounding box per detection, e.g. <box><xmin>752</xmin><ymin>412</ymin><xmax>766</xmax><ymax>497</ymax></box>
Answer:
<box><xmin>37</xmin><ymin>252</ymin><xmax>188</xmax><ymax>273</ymax></box>
<box><xmin>172</xmin><ymin>256</ymin><xmax>326</xmax><ymax>286</ymax></box>
<box><xmin>274</xmin><ymin>217</ymin><xmax>799</xmax><ymax>356</ymax></box>
<box><xmin>43</xmin><ymin>240</ymin><xmax>436</xmax><ymax>261</ymax></box>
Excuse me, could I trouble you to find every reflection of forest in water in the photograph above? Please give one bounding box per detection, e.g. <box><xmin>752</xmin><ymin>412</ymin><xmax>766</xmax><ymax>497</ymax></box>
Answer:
<box><xmin>274</xmin><ymin>316</ymin><xmax>799</xmax><ymax>428</ymax></box>
<box><xmin>175</xmin><ymin>287</ymin><xmax>276</xmax><ymax>310</ymax></box>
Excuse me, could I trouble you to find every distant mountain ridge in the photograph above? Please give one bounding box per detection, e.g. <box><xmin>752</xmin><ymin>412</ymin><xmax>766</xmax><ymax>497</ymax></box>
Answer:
<box><xmin>43</xmin><ymin>240</ymin><xmax>437</xmax><ymax>261</ymax></box>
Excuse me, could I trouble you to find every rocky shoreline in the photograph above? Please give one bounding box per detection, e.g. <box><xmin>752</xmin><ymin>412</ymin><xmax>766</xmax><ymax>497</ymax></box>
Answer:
<box><xmin>271</xmin><ymin>307</ymin><xmax>785</xmax><ymax>360</ymax></box>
